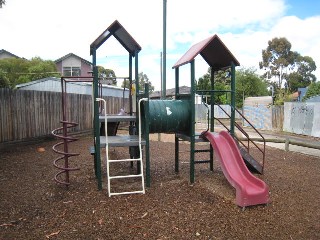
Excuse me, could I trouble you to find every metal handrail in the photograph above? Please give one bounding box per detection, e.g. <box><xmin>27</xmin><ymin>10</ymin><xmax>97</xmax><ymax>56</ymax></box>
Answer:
<box><xmin>215</xmin><ymin>104</ymin><xmax>266</xmax><ymax>173</ymax></box>
<box><xmin>214</xmin><ymin>109</ymin><xmax>249</xmax><ymax>151</ymax></box>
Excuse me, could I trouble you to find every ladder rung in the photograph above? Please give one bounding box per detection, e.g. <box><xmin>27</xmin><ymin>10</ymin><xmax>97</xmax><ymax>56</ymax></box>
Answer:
<box><xmin>178</xmin><ymin>151</ymin><xmax>189</xmax><ymax>154</ymax></box>
<box><xmin>179</xmin><ymin>149</ymin><xmax>211</xmax><ymax>154</ymax></box>
<box><xmin>195</xmin><ymin>149</ymin><xmax>211</xmax><ymax>153</ymax></box>
<box><xmin>108</xmin><ymin>158</ymin><xmax>142</xmax><ymax>163</ymax></box>
<box><xmin>110</xmin><ymin>190</ymin><xmax>145</xmax><ymax>196</ymax></box>
<box><xmin>109</xmin><ymin>174</ymin><xmax>143</xmax><ymax>180</ymax></box>
<box><xmin>195</xmin><ymin>160</ymin><xmax>211</xmax><ymax>164</ymax></box>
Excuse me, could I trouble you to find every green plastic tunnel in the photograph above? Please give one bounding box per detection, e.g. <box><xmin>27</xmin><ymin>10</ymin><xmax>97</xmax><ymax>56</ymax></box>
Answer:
<box><xmin>142</xmin><ymin>99</ymin><xmax>191</xmax><ymax>134</ymax></box>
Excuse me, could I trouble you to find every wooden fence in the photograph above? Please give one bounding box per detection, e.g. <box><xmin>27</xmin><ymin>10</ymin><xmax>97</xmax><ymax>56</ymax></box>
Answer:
<box><xmin>0</xmin><ymin>88</ymin><xmax>128</xmax><ymax>143</ymax></box>
<box><xmin>272</xmin><ymin>106</ymin><xmax>284</xmax><ymax>130</ymax></box>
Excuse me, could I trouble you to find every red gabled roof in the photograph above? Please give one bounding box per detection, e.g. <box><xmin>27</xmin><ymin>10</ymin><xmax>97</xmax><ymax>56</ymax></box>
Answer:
<box><xmin>90</xmin><ymin>20</ymin><xmax>141</xmax><ymax>57</ymax></box>
<box><xmin>173</xmin><ymin>34</ymin><xmax>240</xmax><ymax>70</ymax></box>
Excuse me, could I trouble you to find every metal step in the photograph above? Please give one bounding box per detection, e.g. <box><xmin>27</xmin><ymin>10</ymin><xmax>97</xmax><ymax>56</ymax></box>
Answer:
<box><xmin>238</xmin><ymin>146</ymin><xmax>263</xmax><ymax>174</ymax></box>
<box><xmin>109</xmin><ymin>173</ymin><xmax>143</xmax><ymax>180</ymax></box>
<box><xmin>109</xmin><ymin>190</ymin><xmax>145</xmax><ymax>196</ymax></box>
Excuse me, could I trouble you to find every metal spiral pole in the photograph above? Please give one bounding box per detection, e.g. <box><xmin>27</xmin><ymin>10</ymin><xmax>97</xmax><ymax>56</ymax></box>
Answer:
<box><xmin>52</xmin><ymin>120</ymin><xmax>79</xmax><ymax>186</ymax></box>
<box><xmin>51</xmin><ymin>77</ymin><xmax>81</xmax><ymax>186</ymax></box>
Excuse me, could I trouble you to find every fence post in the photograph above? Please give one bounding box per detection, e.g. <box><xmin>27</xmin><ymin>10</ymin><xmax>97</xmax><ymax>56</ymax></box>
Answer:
<box><xmin>285</xmin><ymin>137</ymin><xmax>289</xmax><ymax>151</ymax></box>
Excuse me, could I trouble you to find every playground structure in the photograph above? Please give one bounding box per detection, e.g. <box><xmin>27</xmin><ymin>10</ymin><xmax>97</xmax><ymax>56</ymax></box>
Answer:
<box><xmin>53</xmin><ymin>20</ymin><xmax>269</xmax><ymax>207</ymax></box>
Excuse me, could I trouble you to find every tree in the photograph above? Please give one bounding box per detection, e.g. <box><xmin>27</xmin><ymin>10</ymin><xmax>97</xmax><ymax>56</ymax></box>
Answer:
<box><xmin>122</xmin><ymin>72</ymin><xmax>154</xmax><ymax>93</ymax></box>
<box><xmin>303</xmin><ymin>82</ymin><xmax>320</xmax><ymax>100</ymax></box>
<box><xmin>196</xmin><ymin>68</ymin><xmax>230</xmax><ymax>105</ymax></box>
<box><xmin>138</xmin><ymin>72</ymin><xmax>154</xmax><ymax>93</ymax></box>
<box><xmin>27</xmin><ymin>57</ymin><xmax>60</xmax><ymax>81</ymax></box>
<box><xmin>259</xmin><ymin>37</ymin><xmax>296</xmax><ymax>89</ymax></box>
<box><xmin>0</xmin><ymin>57</ymin><xmax>59</xmax><ymax>88</ymax></box>
<box><xmin>235</xmin><ymin>68</ymin><xmax>268</xmax><ymax>108</ymax></box>
<box><xmin>196</xmin><ymin>67</ymin><xmax>268</xmax><ymax>107</ymax></box>
<box><xmin>0</xmin><ymin>69</ymin><xmax>10</xmax><ymax>88</ymax></box>
<box><xmin>0</xmin><ymin>58</ymin><xmax>29</xmax><ymax>88</ymax></box>
<box><xmin>196</xmin><ymin>69</ymin><xmax>211</xmax><ymax>91</ymax></box>
<box><xmin>97</xmin><ymin>66</ymin><xmax>117</xmax><ymax>85</ymax></box>
<box><xmin>0</xmin><ymin>0</ymin><xmax>5</xmax><ymax>8</ymax></box>
<box><xmin>286</xmin><ymin>55</ymin><xmax>316</xmax><ymax>92</ymax></box>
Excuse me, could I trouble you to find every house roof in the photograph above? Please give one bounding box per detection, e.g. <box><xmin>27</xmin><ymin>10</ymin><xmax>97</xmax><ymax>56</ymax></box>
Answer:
<box><xmin>150</xmin><ymin>86</ymin><xmax>191</xmax><ymax>98</ymax></box>
<box><xmin>16</xmin><ymin>77</ymin><xmax>128</xmax><ymax>90</ymax></box>
<box><xmin>54</xmin><ymin>53</ymin><xmax>92</xmax><ymax>66</ymax></box>
<box><xmin>0</xmin><ymin>49</ymin><xmax>20</xmax><ymax>58</ymax></box>
<box><xmin>172</xmin><ymin>35</ymin><xmax>240</xmax><ymax>71</ymax></box>
<box><xmin>90</xmin><ymin>20</ymin><xmax>141</xmax><ymax>57</ymax></box>
<box><xmin>16</xmin><ymin>77</ymin><xmax>60</xmax><ymax>88</ymax></box>
<box><xmin>290</xmin><ymin>91</ymin><xmax>300</xmax><ymax>100</ymax></box>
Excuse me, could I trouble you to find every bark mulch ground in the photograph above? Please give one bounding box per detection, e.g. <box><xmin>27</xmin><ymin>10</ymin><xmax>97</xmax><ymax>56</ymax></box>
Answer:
<box><xmin>1</xmin><ymin>134</ymin><xmax>319</xmax><ymax>240</ymax></box>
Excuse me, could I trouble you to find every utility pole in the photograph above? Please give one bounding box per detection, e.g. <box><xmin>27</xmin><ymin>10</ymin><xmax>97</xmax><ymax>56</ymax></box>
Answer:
<box><xmin>160</xmin><ymin>52</ymin><xmax>163</xmax><ymax>99</ymax></box>
<box><xmin>162</xmin><ymin>0</ymin><xmax>167</xmax><ymax>99</ymax></box>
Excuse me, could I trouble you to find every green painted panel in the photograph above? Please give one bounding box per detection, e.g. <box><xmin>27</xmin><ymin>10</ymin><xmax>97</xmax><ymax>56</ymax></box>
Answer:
<box><xmin>147</xmin><ymin>100</ymin><xmax>191</xmax><ymax>134</ymax></box>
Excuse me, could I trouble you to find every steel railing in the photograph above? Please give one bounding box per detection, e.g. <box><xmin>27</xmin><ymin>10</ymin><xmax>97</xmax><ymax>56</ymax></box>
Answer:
<box><xmin>215</xmin><ymin>104</ymin><xmax>266</xmax><ymax>173</ymax></box>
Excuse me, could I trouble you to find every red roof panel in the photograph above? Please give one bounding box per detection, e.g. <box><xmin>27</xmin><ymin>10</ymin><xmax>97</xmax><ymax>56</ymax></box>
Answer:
<box><xmin>173</xmin><ymin>34</ymin><xmax>240</xmax><ymax>70</ymax></box>
<box><xmin>90</xmin><ymin>20</ymin><xmax>141</xmax><ymax>57</ymax></box>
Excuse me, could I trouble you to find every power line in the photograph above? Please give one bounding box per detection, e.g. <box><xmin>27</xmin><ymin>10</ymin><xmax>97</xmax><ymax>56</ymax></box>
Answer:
<box><xmin>2</xmin><ymin>72</ymin><xmax>61</xmax><ymax>75</ymax></box>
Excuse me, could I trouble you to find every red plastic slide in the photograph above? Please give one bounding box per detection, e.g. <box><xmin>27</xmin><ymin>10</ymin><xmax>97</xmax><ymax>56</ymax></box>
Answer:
<box><xmin>201</xmin><ymin>131</ymin><xmax>270</xmax><ymax>207</ymax></box>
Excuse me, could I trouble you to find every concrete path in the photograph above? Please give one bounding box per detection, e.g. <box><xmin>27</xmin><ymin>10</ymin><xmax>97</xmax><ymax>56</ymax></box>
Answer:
<box><xmin>251</xmin><ymin>132</ymin><xmax>320</xmax><ymax>157</ymax></box>
<box><xmin>197</xmin><ymin>124</ymin><xmax>320</xmax><ymax>158</ymax></box>
<box><xmin>239</xmin><ymin>128</ymin><xmax>320</xmax><ymax>158</ymax></box>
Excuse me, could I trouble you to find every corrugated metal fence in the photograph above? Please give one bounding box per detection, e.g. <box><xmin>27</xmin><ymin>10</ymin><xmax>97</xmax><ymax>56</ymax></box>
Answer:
<box><xmin>0</xmin><ymin>89</ymin><xmax>128</xmax><ymax>143</ymax></box>
<box><xmin>283</xmin><ymin>102</ymin><xmax>320</xmax><ymax>137</ymax></box>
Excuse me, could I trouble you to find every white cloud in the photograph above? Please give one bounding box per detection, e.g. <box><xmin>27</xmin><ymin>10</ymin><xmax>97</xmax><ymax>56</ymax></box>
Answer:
<box><xmin>166</xmin><ymin>0</ymin><xmax>285</xmax><ymax>34</ymax></box>
<box><xmin>271</xmin><ymin>16</ymin><xmax>320</xmax><ymax>64</ymax></box>
<box><xmin>0</xmin><ymin>0</ymin><xmax>319</xmax><ymax>91</ymax></box>
<box><xmin>229</xmin><ymin>15</ymin><xmax>320</xmax><ymax>82</ymax></box>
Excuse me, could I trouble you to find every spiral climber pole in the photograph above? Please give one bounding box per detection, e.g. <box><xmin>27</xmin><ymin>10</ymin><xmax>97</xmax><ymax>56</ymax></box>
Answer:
<box><xmin>52</xmin><ymin>121</ymin><xmax>80</xmax><ymax>185</ymax></box>
<box><xmin>51</xmin><ymin>77</ymin><xmax>80</xmax><ymax>186</ymax></box>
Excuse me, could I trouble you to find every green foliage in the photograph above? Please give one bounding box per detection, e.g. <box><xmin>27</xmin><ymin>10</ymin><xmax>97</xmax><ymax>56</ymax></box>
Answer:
<box><xmin>0</xmin><ymin>57</ymin><xmax>59</xmax><ymax>88</ymax></box>
<box><xmin>121</xmin><ymin>72</ymin><xmax>154</xmax><ymax>93</ymax></box>
<box><xmin>286</xmin><ymin>72</ymin><xmax>303</xmax><ymax>92</ymax></box>
<box><xmin>303</xmin><ymin>82</ymin><xmax>320</xmax><ymax>100</ymax></box>
<box><xmin>273</xmin><ymin>88</ymin><xmax>291</xmax><ymax>105</ymax></box>
<box><xmin>196</xmin><ymin>67</ymin><xmax>268</xmax><ymax>107</ymax></box>
<box><xmin>0</xmin><ymin>58</ymin><xmax>28</xmax><ymax>88</ymax></box>
<box><xmin>137</xmin><ymin>72</ymin><xmax>154</xmax><ymax>93</ymax></box>
<box><xmin>286</xmin><ymin>55</ymin><xmax>316</xmax><ymax>92</ymax></box>
<box><xmin>196</xmin><ymin>68</ymin><xmax>230</xmax><ymax>105</ymax></box>
<box><xmin>235</xmin><ymin>68</ymin><xmax>268</xmax><ymax>108</ymax></box>
<box><xmin>97</xmin><ymin>66</ymin><xmax>117</xmax><ymax>85</ymax></box>
<box><xmin>259</xmin><ymin>37</ymin><xmax>295</xmax><ymax>88</ymax></box>
<box><xmin>0</xmin><ymin>69</ymin><xmax>10</xmax><ymax>88</ymax></box>
<box><xmin>259</xmin><ymin>37</ymin><xmax>317</xmax><ymax>93</ymax></box>
<box><xmin>27</xmin><ymin>57</ymin><xmax>60</xmax><ymax>81</ymax></box>
<box><xmin>196</xmin><ymin>69</ymin><xmax>211</xmax><ymax>90</ymax></box>
<box><xmin>214</xmin><ymin>82</ymin><xmax>229</xmax><ymax>104</ymax></box>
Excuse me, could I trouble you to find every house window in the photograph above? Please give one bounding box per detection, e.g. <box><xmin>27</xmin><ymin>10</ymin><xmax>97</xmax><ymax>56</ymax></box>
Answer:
<box><xmin>63</xmin><ymin>67</ymin><xmax>81</xmax><ymax>76</ymax></box>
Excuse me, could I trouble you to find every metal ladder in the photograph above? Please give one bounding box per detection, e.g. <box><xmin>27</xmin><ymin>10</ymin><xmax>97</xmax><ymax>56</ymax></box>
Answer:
<box><xmin>96</xmin><ymin>98</ymin><xmax>147</xmax><ymax>197</ymax></box>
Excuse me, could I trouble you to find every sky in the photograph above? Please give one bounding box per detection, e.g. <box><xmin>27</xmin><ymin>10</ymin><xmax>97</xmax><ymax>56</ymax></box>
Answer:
<box><xmin>1</xmin><ymin>0</ymin><xmax>319</xmax><ymax>91</ymax></box>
